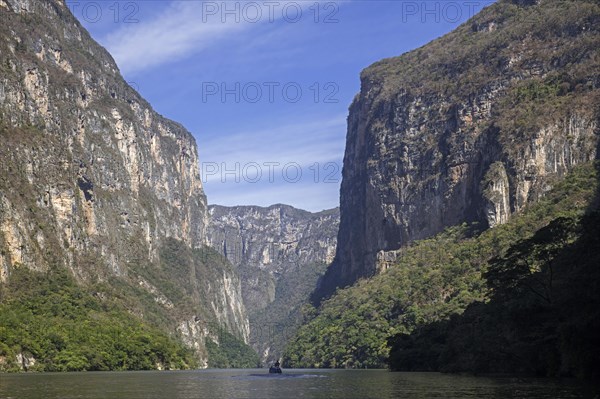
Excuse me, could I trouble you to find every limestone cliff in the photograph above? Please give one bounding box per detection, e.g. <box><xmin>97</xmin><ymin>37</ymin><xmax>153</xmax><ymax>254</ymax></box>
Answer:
<box><xmin>0</xmin><ymin>0</ymin><xmax>249</xmax><ymax>366</ymax></box>
<box><xmin>314</xmin><ymin>0</ymin><xmax>600</xmax><ymax>302</ymax></box>
<box><xmin>207</xmin><ymin>204</ymin><xmax>338</xmax><ymax>362</ymax></box>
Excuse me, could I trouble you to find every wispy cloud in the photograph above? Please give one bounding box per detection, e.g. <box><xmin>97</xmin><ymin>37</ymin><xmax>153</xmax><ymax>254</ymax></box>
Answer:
<box><xmin>102</xmin><ymin>1</ymin><xmax>337</xmax><ymax>76</ymax></box>
<box><xmin>93</xmin><ymin>0</ymin><xmax>349</xmax><ymax>210</ymax></box>
<box><xmin>102</xmin><ymin>2</ymin><xmax>240</xmax><ymax>75</ymax></box>
<box><xmin>198</xmin><ymin>114</ymin><xmax>346</xmax><ymax>211</ymax></box>
<box><xmin>198</xmin><ymin>114</ymin><xmax>347</xmax><ymax>183</ymax></box>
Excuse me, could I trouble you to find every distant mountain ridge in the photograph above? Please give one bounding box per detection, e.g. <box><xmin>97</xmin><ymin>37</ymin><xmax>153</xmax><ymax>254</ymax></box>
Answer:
<box><xmin>207</xmin><ymin>204</ymin><xmax>339</xmax><ymax>363</ymax></box>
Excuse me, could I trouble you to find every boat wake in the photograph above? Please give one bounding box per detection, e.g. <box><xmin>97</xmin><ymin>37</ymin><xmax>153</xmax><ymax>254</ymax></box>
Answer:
<box><xmin>233</xmin><ymin>373</ymin><xmax>326</xmax><ymax>380</ymax></box>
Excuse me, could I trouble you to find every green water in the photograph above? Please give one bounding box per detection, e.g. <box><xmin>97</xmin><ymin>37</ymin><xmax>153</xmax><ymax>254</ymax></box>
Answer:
<box><xmin>0</xmin><ymin>369</ymin><xmax>595</xmax><ymax>399</ymax></box>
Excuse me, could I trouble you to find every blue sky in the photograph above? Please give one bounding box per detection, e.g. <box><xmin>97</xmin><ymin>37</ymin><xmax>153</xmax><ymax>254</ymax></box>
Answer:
<box><xmin>66</xmin><ymin>0</ymin><xmax>493</xmax><ymax>212</ymax></box>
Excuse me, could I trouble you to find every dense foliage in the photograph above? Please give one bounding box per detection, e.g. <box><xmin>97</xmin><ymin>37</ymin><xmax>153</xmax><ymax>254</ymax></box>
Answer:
<box><xmin>0</xmin><ymin>267</ymin><xmax>197</xmax><ymax>372</ymax></box>
<box><xmin>389</xmin><ymin>209</ymin><xmax>600</xmax><ymax>380</ymax></box>
<box><xmin>250</xmin><ymin>261</ymin><xmax>327</xmax><ymax>364</ymax></box>
<box><xmin>0</xmin><ymin>241</ymin><xmax>260</xmax><ymax>371</ymax></box>
<box><xmin>284</xmin><ymin>163</ymin><xmax>599</xmax><ymax>370</ymax></box>
<box><xmin>206</xmin><ymin>331</ymin><xmax>260</xmax><ymax>368</ymax></box>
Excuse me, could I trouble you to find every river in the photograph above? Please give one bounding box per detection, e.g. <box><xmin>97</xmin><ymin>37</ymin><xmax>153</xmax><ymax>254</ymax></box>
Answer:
<box><xmin>0</xmin><ymin>369</ymin><xmax>595</xmax><ymax>398</ymax></box>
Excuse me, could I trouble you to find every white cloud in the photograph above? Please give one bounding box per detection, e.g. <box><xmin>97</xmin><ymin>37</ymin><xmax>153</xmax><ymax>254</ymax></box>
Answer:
<box><xmin>102</xmin><ymin>1</ymin><xmax>337</xmax><ymax>76</ymax></box>
<box><xmin>102</xmin><ymin>2</ymin><xmax>242</xmax><ymax>75</ymax></box>
<box><xmin>198</xmin><ymin>114</ymin><xmax>347</xmax><ymax>183</ymax></box>
<box><xmin>198</xmin><ymin>114</ymin><xmax>346</xmax><ymax>211</ymax></box>
<box><xmin>95</xmin><ymin>0</ymin><xmax>350</xmax><ymax>210</ymax></box>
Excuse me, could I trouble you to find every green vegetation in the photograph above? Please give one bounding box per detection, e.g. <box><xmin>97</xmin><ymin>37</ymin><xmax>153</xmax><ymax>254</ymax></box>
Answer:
<box><xmin>0</xmin><ymin>126</ymin><xmax>258</xmax><ymax>371</ymax></box>
<box><xmin>0</xmin><ymin>267</ymin><xmax>197</xmax><ymax>372</ymax></box>
<box><xmin>389</xmin><ymin>210</ymin><xmax>600</xmax><ymax>379</ymax></box>
<box><xmin>284</xmin><ymin>163</ymin><xmax>599</xmax><ymax>372</ymax></box>
<box><xmin>206</xmin><ymin>331</ymin><xmax>260</xmax><ymax>368</ymax></box>
<box><xmin>249</xmin><ymin>261</ymin><xmax>328</xmax><ymax>363</ymax></box>
<box><xmin>0</xmin><ymin>239</ymin><xmax>260</xmax><ymax>372</ymax></box>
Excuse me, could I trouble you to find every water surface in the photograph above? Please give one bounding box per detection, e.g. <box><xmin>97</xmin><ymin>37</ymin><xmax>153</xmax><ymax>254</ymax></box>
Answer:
<box><xmin>0</xmin><ymin>369</ymin><xmax>595</xmax><ymax>399</ymax></box>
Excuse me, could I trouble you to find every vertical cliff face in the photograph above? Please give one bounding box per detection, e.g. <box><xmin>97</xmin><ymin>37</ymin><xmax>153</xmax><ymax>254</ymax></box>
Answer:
<box><xmin>207</xmin><ymin>204</ymin><xmax>338</xmax><ymax>362</ymax></box>
<box><xmin>314</xmin><ymin>0</ymin><xmax>600</xmax><ymax>302</ymax></box>
<box><xmin>0</xmin><ymin>0</ymin><xmax>249</xmax><ymax>365</ymax></box>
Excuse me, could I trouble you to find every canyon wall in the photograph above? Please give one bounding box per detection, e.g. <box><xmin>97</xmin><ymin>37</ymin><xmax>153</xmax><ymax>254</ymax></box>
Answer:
<box><xmin>207</xmin><ymin>204</ymin><xmax>338</xmax><ymax>362</ymax></box>
<box><xmin>314</xmin><ymin>0</ymin><xmax>600</xmax><ymax>302</ymax></box>
<box><xmin>0</xmin><ymin>0</ymin><xmax>249</xmax><ymax>366</ymax></box>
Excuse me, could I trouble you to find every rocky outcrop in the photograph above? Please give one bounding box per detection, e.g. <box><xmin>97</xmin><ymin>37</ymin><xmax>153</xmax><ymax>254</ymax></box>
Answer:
<box><xmin>207</xmin><ymin>204</ymin><xmax>338</xmax><ymax>362</ymax></box>
<box><xmin>0</xmin><ymin>0</ymin><xmax>249</xmax><ymax>364</ymax></box>
<box><xmin>482</xmin><ymin>162</ymin><xmax>511</xmax><ymax>228</ymax></box>
<box><xmin>314</xmin><ymin>0</ymin><xmax>600</xmax><ymax>302</ymax></box>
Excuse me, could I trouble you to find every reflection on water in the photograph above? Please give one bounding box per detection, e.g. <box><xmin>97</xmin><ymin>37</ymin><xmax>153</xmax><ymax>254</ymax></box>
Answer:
<box><xmin>0</xmin><ymin>369</ymin><xmax>595</xmax><ymax>399</ymax></box>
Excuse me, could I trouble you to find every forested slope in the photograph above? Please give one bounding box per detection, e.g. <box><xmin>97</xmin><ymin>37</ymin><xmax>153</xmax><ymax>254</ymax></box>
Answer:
<box><xmin>285</xmin><ymin>163</ymin><xmax>599</xmax><ymax>378</ymax></box>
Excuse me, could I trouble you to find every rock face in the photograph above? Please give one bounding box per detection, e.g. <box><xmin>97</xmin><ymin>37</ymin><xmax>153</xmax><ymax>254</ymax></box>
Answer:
<box><xmin>207</xmin><ymin>204</ymin><xmax>338</xmax><ymax>362</ymax></box>
<box><xmin>314</xmin><ymin>0</ymin><xmax>600</xmax><ymax>302</ymax></box>
<box><xmin>0</xmin><ymin>0</ymin><xmax>248</xmax><ymax>364</ymax></box>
